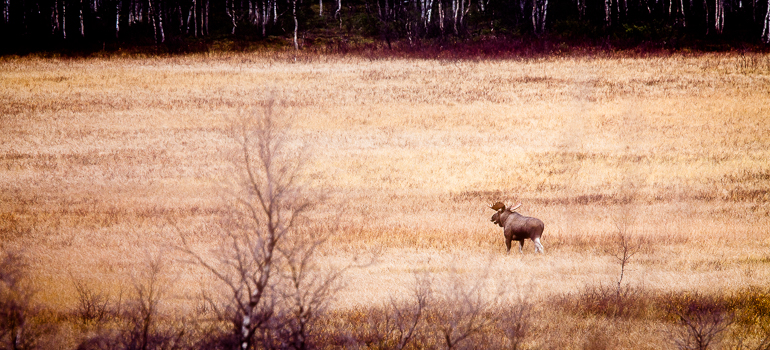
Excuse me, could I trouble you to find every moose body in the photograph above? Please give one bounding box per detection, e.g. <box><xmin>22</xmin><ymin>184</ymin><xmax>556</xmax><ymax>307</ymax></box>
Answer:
<box><xmin>489</xmin><ymin>202</ymin><xmax>544</xmax><ymax>254</ymax></box>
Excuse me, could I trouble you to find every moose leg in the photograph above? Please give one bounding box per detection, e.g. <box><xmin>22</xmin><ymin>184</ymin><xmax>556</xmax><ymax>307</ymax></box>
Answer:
<box><xmin>533</xmin><ymin>237</ymin><xmax>544</xmax><ymax>254</ymax></box>
<box><xmin>518</xmin><ymin>240</ymin><xmax>524</xmax><ymax>254</ymax></box>
<box><xmin>505</xmin><ymin>238</ymin><xmax>512</xmax><ymax>253</ymax></box>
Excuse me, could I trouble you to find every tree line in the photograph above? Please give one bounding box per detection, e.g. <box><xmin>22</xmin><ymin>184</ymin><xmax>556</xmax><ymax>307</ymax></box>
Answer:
<box><xmin>1</xmin><ymin>0</ymin><xmax>769</xmax><ymax>53</ymax></box>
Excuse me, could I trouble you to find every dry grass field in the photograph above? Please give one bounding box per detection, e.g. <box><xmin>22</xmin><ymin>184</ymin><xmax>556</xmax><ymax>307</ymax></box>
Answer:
<box><xmin>1</xmin><ymin>51</ymin><xmax>770</xmax><ymax>349</ymax></box>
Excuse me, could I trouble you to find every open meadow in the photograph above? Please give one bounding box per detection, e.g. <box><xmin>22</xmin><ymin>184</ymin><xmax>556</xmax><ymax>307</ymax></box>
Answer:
<box><xmin>1</xmin><ymin>51</ymin><xmax>770</xmax><ymax>349</ymax></box>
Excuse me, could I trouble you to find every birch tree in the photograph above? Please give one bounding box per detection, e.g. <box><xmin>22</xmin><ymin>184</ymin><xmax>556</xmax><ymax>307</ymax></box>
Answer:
<box><xmin>293</xmin><ymin>0</ymin><xmax>299</xmax><ymax>49</ymax></box>
<box><xmin>175</xmin><ymin>95</ymin><xmax>350</xmax><ymax>350</ymax></box>
<box><xmin>532</xmin><ymin>0</ymin><xmax>548</xmax><ymax>34</ymax></box>
<box><xmin>715</xmin><ymin>0</ymin><xmax>725</xmax><ymax>33</ymax></box>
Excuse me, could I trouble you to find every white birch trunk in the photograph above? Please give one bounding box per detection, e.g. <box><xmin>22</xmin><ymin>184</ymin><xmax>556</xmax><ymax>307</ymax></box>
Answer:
<box><xmin>335</xmin><ymin>0</ymin><xmax>341</xmax><ymax>18</ymax></box>
<box><xmin>452</xmin><ymin>0</ymin><xmax>458</xmax><ymax>34</ymax></box>
<box><xmin>420</xmin><ymin>0</ymin><xmax>433</xmax><ymax>28</ymax></box>
<box><xmin>63</xmin><ymin>0</ymin><xmax>67</xmax><ymax>38</ymax></box>
<box><xmin>532</xmin><ymin>0</ymin><xmax>548</xmax><ymax>33</ymax></box>
<box><xmin>293</xmin><ymin>0</ymin><xmax>299</xmax><ymax>50</ymax></box>
<box><xmin>715</xmin><ymin>0</ymin><xmax>724</xmax><ymax>33</ymax></box>
<box><xmin>438</xmin><ymin>0</ymin><xmax>444</xmax><ymax>33</ymax></box>
<box><xmin>427</xmin><ymin>0</ymin><xmax>432</xmax><ymax>24</ymax></box>
<box><xmin>319</xmin><ymin>0</ymin><xmax>323</xmax><ymax>16</ymax></box>
<box><xmin>148</xmin><ymin>0</ymin><xmax>160</xmax><ymax>43</ymax></box>
<box><xmin>52</xmin><ymin>0</ymin><xmax>60</xmax><ymax>34</ymax></box>
<box><xmin>156</xmin><ymin>1</ymin><xmax>164</xmax><ymax>42</ymax></box>
<box><xmin>226</xmin><ymin>0</ymin><xmax>236</xmax><ymax>34</ymax></box>
<box><xmin>4</xmin><ymin>0</ymin><xmax>9</xmax><ymax>24</ymax></box>
<box><xmin>116</xmin><ymin>0</ymin><xmax>120</xmax><ymax>37</ymax></box>
<box><xmin>681</xmin><ymin>0</ymin><xmax>686</xmax><ymax>26</ymax></box>
<box><xmin>79</xmin><ymin>0</ymin><xmax>85</xmax><ymax>37</ymax></box>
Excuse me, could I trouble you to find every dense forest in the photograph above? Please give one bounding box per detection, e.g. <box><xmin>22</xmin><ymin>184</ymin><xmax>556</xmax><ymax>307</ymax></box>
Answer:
<box><xmin>1</xmin><ymin>0</ymin><xmax>769</xmax><ymax>54</ymax></box>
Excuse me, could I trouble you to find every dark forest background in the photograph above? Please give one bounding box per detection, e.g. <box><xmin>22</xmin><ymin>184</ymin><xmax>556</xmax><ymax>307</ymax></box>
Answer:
<box><xmin>1</xmin><ymin>0</ymin><xmax>769</xmax><ymax>55</ymax></box>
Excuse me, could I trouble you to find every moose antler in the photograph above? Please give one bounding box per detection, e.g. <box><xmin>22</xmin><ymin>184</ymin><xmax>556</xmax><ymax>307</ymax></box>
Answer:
<box><xmin>510</xmin><ymin>202</ymin><xmax>522</xmax><ymax>211</ymax></box>
<box><xmin>489</xmin><ymin>202</ymin><xmax>506</xmax><ymax>211</ymax></box>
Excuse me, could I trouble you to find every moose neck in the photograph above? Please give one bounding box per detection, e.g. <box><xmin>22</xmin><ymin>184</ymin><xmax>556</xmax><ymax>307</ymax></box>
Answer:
<box><xmin>502</xmin><ymin>210</ymin><xmax>521</xmax><ymax>221</ymax></box>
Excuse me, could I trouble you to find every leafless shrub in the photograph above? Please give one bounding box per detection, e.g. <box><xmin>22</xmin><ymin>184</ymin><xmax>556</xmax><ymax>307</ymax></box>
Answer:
<box><xmin>432</xmin><ymin>268</ymin><xmax>503</xmax><ymax>350</ymax></box>
<box><xmin>76</xmin><ymin>254</ymin><xmax>185</xmax><ymax>350</ymax></box>
<box><xmin>70</xmin><ymin>274</ymin><xmax>119</xmax><ymax>326</ymax></box>
<box><xmin>496</xmin><ymin>296</ymin><xmax>534</xmax><ymax>350</ymax></box>
<box><xmin>604</xmin><ymin>219</ymin><xmax>643</xmax><ymax>298</ymax></box>
<box><xmin>176</xmin><ymin>94</ymin><xmax>347</xmax><ymax>350</ymax></box>
<box><xmin>669</xmin><ymin>295</ymin><xmax>734</xmax><ymax>350</ymax></box>
<box><xmin>352</xmin><ymin>272</ymin><xmax>432</xmax><ymax>349</ymax></box>
<box><xmin>0</xmin><ymin>248</ymin><xmax>49</xmax><ymax>350</ymax></box>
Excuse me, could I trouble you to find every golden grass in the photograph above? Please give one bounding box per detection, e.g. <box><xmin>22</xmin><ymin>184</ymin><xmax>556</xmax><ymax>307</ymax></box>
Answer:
<box><xmin>1</xmin><ymin>51</ymin><xmax>770</xmax><ymax>348</ymax></box>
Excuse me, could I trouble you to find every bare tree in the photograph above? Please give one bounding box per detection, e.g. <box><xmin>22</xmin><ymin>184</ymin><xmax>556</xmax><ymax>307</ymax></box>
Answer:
<box><xmin>76</xmin><ymin>253</ymin><xmax>185</xmax><ymax>350</ymax></box>
<box><xmin>433</xmin><ymin>267</ymin><xmax>503</xmax><ymax>349</ymax></box>
<box><xmin>532</xmin><ymin>0</ymin><xmax>548</xmax><ymax>34</ymax></box>
<box><xmin>177</xmin><ymin>95</ymin><xmax>346</xmax><ymax>350</ymax></box>
<box><xmin>354</xmin><ymin>272</ymin><xmax>432</xmax><ymax>349</ymax></box>
<box><xmin>70</xmin><ymin>273</ymin><xmax>116</xmax><ymax>326</ymax></box>
<box><xmin>605</xmin><ymin>219</ymin><xmax>641</xmax><ymax>299</ymax></box>
<box><xmin>497</xmin><ymin>291</ymin><xmax>534</xmax><ymax>350</ymax></box>
<box><xmin>123</xmin><ymin>253</ymin><xmax>172</xmax><ymax>350</ymax></box>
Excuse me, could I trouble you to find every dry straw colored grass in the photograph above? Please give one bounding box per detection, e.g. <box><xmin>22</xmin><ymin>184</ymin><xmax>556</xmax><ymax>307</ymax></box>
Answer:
<box><xmin>1</xmin><ymin>52</ymin><xmax>770</xmax><ymax>348</ymax></box>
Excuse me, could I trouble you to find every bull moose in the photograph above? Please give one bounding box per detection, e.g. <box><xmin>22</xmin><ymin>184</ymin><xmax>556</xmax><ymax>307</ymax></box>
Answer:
<box><xmin>489</xmin><ymin>202</ymin><xmax>544</xmax><ymax>254</ymax></box>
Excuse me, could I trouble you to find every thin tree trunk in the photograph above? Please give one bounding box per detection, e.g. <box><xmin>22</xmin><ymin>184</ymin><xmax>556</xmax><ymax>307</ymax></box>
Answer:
<box><xmin>4</xmin><ymin>0</ymin><xmax>10</xmax><ymax>24</ymax></box>
<box><xmin>532</xmin><ymin>0</ymin><xmax>548</xmax><ymax>33</ymax></box>
<box><xmin>715</xmin><ymin>0</ymin><xmax>724</xmax><ymax>32</ymax></box>
<box><xmin>293</xmin><ymin>0</ymin><xmax>299</xmax><ymax>50</ymax></box>
<box><xmin>156</xmin><ymin>0</ymin><xmax>164</xmax><ymax>42</ymax></box>
<box><xmin>52</xmin><ymin>0</ymin><xmax>59</xmax><ymax>34</ymax></box>
<box><xmin>679</xmin><ymin>0</ymin><xmax>686</xmax><ymax>26</ymax></box>
<box><xmin>62</xmin><ymin>0</ymin><xmax>67</xmax><ymax>38</ymax></box>
<box><xmin>452</xmin><ymin>0</ymin><xmax>458</xmax><ymax>34</ymax></box>
<box><xmin>335</xmin><ymin>0</ymin><xmax>341</xmax><ymax>18</ymax></box>
<box><xmin>226</xmin><ymin>0</ymin><xmax>236</xmax><ymax>34</ymax></box>
<box><xmin>116</xmin><ymin>0</ymin><xmax>121</xmax><ymax>37</ymax></box>
<box><xmin>79</xmin><ymin>0</ymin><xmax>85</xmax><ymax>37</ymax></box>
<box><xmin>438</xmin><ymin>0</ymin><xmax>444</xmax><ymax>33</ymax></box>
<box><xmin>148</xmin><ymin>0</ymin><xmax>159</xmax><ymax>42</ymax></box>
<box><xmin>262</xmin><ymin>0</ymin><xmax>267</xmax><ymax>35</ymax></box>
